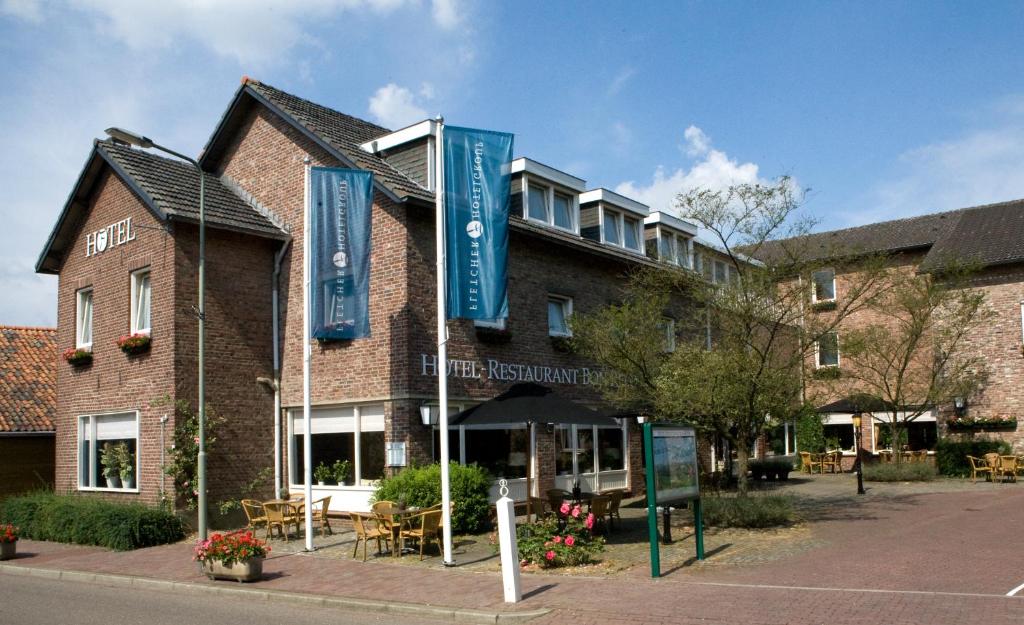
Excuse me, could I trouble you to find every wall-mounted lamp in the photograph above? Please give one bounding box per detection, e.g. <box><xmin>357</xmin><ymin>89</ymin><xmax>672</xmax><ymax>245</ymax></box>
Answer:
<box><xmin>420</xmin><ymin>404</ymin><xmax>437</xmax><ymax>426</ymax></box>
<box><xmin>954</xmin><ymin>397</ymin><xmax>967</xmax><ymax>416</ymax></box>
<box><xmin>636</xmin><ymin>416</ymin><xmax>647</xmax><ymax>424</ymax></box>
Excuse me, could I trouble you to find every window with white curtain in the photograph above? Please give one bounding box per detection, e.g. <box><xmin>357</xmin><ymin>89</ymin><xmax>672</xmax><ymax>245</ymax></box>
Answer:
<box><xmin>525</xmin><ymin>181</ymin><xmax>577</xmax><ymax>232</ymax></box>
<box><xmin>812</xmin><ymin>268</ymin><xmax>836</xmax><ymax>302</ymax></box>
<box><xmin>547</xmin><ymin>295</ymin><xmax>573</xmax><ymax>337</ymax></box>
<box><xmin>816</xmin><ymin>332</ymin><xmax>840</xmax><ymax>368</ymax></box>
<box><xmin>76</xmin><ymin>288</ymin><xmax>93</xmax><ymax>349</ymax></box>
<box><xmin>78</xmin><ymin>412</ymin><xmax>138</xmax><ymax>490</ymax></box>
<box><xmin>290</xmin><ymin>404</ymin><xmax>385</xmax><ymax>487</ymax></box>
<box><xmin>131</xmin><ymin>269</ymin><xmax>151</xmax><ymax>334</ymax></box>
<box><xmin>602</xmin><ymin>208</ymin><xmax>642</xmax><ymax>253</ymax></box>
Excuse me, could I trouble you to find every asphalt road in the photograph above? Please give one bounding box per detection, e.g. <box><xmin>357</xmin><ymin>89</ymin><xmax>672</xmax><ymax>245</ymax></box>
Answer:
<box><xmin>0</xmin><ymin>575</ymin><xmax>452</xmax><ymax>625</ymax></box>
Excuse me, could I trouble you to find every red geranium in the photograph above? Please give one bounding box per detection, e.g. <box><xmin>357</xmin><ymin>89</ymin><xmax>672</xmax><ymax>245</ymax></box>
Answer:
<box><xmin>194</xmin><ymin>530</ymin><xmax>269</xmax><ymax>566</ymax></box>
<box><xmin>1</xmin><ymin>523</ymin><xmax>18</xmax><ymax>543</ymax></box>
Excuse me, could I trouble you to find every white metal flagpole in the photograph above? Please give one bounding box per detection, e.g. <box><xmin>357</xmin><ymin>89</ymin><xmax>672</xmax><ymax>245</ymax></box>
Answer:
<box><xmin>435</xmin><ymin>116</ymin><xmax>454</xmax><ymax>565</ymax></box>
<box><xmin>302</xmin><ymin>158</ymin><xmax>314</xmax><ymax>551</ymax></box>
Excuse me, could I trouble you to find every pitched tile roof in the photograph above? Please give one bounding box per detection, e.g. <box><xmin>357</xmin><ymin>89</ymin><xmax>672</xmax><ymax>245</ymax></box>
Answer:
<box><xmin>234</xmin><ymin>80</ymin><xmax>433</xmax><ymax>202</ymax></box>
<box><xmin>756</xmin><ymin>199</ymin><xmax>1024</xmax><ymax>272</ymax></box>
<box><xmin>0</xmin><ymin>327</ymin><xmax>56</xmax><ymax>433</ymax></box>
<box><xmin>98</xmin><ymin>140</ymin><xmax>286</xmax><ymax>238</ymax></box>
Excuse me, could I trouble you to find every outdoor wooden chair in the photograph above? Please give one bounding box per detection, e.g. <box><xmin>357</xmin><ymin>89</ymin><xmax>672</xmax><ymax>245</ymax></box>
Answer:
<box><xmin>241</xmin><ymin>499</ymin><xmax>267</xmax><ymax>532</ymax></box>
<box><xmin>995</xmin><ymin>456</ymin><xmax>1018</xmax><ymax>483</ymax></box>
<box><xmin>264</xmin><ymin>501</ymin><xmax>300</xmax><ymax>541</ymax></box>
<box><xmin>821</xmin><ymin>451</ymin><xmax>841</xmax><ymax>474</ymax></box>
<box><xmin>546</xmin><ymin>489</ymin><xmax>570</xmax><ymax>513</ymax></box>
<box><xmin>983</xmin><ymin>452</ymin><xmax>1001</xmax><ymax>475</ymax></box>
<box><xmin>399</xmin><ymin>509</ymin><xmax>443</xmax><ymax>560</ymax></box>
<box><xmin>588</xmin><ymin>495</ymin><xmax>610</xmax><ymax>535</ymax></box>
<box><xmin>349</xmin><ymin>512</ymin><xmax>390</xmax><ymax>561</ymax></box>
<box><xmin>305</xmin><ymin>496</ymin><xmax>333</xmax><ymax>537</ymax></box>
<box><xmin>527</xmin><ymin>497</ymin><xmax>549</xmax><ymax>521</ymax></box>
<box><xmin>799</xmin><ymin>452</ymin><xmax>821</xmax><ymax>474</ymax></box>
<box><xmin>966</xmin><ymin>455</ymin><xmax>993</xmax><ymax>483</ymax></box>
<box><xmin>605</xmin><ymin>490</ymin><xmax>624</xmax><ymax>530</ymax></box>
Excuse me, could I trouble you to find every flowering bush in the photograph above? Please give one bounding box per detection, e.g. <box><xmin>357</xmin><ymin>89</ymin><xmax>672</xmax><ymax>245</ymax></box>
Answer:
<box><xmin>194</xmin><ymin>531</ymin><xmax>269</xmax><ymax>566</ymax></box>
<box><xmin>63</xmin><ymin>347</ymin><xmax>92</xmax><ymax>366</ymax></box>
<box><xmin>1</xmin><ymin>523</ymin><xmax>18</xmax><ymax>543</ymax></box>
<box><xmin>516</xmin><ymin>502</ymin><xmax>604</xmax><ymax>568</ymax></box>
<box><xmin>948</xmin><ymin>414</ymin><xmax>1017</xmax><ymax>429</ymax></box>
<box><xmin>117</xmin><ymin>333</ymin><xmax>151</xmax><ymax>354</ymax></box>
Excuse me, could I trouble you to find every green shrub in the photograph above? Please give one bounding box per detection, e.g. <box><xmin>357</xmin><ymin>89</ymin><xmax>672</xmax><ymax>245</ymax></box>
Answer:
<box><xmin>748</xmin><ymin>458</ymin><xmax>794</xmax><ymax>481</ymax></box>
<box><xmin>517</xmin><ymin>502</ymin><xmax>603</xmax><ymax>568</ymax></box>
<box><xmin>697</xmin><ymin>494</ymin><xmax>795</xmax><ymax>528</ymax></box>
<box><xmin>372</xmin><ymin>462</ymin><xmax>492</xmax><ymax>534</ymax></box>
<box><xmin>0</xmin><ymin>491</ymin><xmax>185</xmax><ymax>551</ymax></box>
<box><xmin>795</xmin><ymin>409</ymin><xmax>826</xmax><ymax>459</ymax></box>
<box><xmin>863</xmin><ymin>462</ymin><xmax>937</xmax><ymax>482</ymax></box>
<box><xmin>934</xmin><ymin>438</ymin><xmax>1012</xmax><ymax>477</ymax></box>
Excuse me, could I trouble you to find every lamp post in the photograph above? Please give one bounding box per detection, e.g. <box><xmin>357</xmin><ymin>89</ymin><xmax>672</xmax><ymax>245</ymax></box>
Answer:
<box><xmin>851</xmin><ymin>412</ymin><xmax>865</xmax><ymax>495</ymax></box>
<box><xmin>105</xmin><ymin>128</ymin><xmax>208</xmax><ymax>538</ymax></box>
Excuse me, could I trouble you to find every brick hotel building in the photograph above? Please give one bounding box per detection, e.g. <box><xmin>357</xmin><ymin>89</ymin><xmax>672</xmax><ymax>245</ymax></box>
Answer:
<box><xmin>37</xmin><ymin>78</ymin><xmax>733</xmax><ymax>514</ymax></box>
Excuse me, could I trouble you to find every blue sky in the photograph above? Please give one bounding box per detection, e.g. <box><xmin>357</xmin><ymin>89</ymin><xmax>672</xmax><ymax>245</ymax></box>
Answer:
<box><xmin>2</xmin><ymin>1</ymin><xmax>1024</xmax><ymax>326</ymax></box>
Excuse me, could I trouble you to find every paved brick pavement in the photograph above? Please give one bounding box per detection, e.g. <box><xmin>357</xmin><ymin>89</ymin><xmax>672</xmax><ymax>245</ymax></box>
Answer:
<box><xmin>3</xmin><ymin>480</ymin><xmax>1024</xmax><ymax>624</ymax></box>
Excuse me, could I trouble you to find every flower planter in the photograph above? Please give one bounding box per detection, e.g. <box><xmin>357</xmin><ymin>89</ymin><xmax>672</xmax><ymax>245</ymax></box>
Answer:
<box><xmin>121</xmin><ymin>475</ymin><xmax>135</xmax><ymax>489</ymax></box>
<box><xmin>0</xmin><ymin>541</ymin><xmax>16</xmax><ymax>561</ymax></box>
<box><xmin>118</xmin><ymin>334</ymin><xmax>151</xmax><ymax>356</ymax></box>
<box><xmin>104</xmin><ymin>475</ymin><xmax>122</xmax><ymax>489</ymax></box>
<box><xmin>202</xmin><ymin>557</ymin><xmax>264</xmax><ymax>582</ymax></box>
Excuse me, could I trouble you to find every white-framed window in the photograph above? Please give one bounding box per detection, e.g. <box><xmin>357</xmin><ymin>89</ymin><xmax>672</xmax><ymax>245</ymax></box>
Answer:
<box><xmin>693</xmin><ymin>252</ymin><xmax>703</xmax><ymax>274</ymax></box>
<box><xmin>547</xmin><ymin>294</ymin><xmax>573</xmax><ymax>337</ymax></box>
<box><xmin>76</xmin><ymin>287</ymin><xmax>93</xmax><ymax>349</ymax></box>
<box><xmin>816</xmin><ymin>331</ymin><xmax>840</xmax><ymax>368</ymax></box>
<box><xmin>660</xmin><ymin>317</ymin><xmax>676</xmax><ymax>352</ymax></box>
<box><xmin>812</xmin><ymin>268</ymin><xmax>836</xmax><ymax>303</ymax></box>
<box><xmin>130</xmin><ymin>268</ymin><xmax>151</xmax><ymax>335</ymax></box>
<box><xmin>289</xmin><ymin>404</ymin><xmax>386</xmax><ymax>488</ymax></box>
<box><xmin>433</xmin><ymin>419</ymin><xmax>529</xmax><ymax>480</ymax></box>
<box><xmin>657</xmin><ymin>229</ymin><xmax>692</xmax><ymax>268</ymax></box>
<box><xmin>525</xmin><ymin>181</ymin><xmax>577</xmax><ymax>232</ymax></box>
<box><xmin>555</xmin><ymin>421</ymin><xmax>627</xmax><ymax>476</ymax></box>
<box><xmin>474</xmin><ymin>318</ymin><xmax>507</xmax><ymax>331</ymax></box>
<box><xmin>713</xmin><ymin>260</ymin><xmax>728</xmax><ymax>285</ymax></box>
<box><xmin>78</xmin><ymin>411</ymin><xmax>139</xmax><ymax>491</ymax></box>
<box><xmin>601</xmin><ymin>208</ymin><xmax>642</xmax><ymax>253</ymax></box>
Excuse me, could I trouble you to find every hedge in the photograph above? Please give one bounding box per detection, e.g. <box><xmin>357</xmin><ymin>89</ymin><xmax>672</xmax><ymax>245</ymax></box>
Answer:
<box><xmin>0</xmin><ymin>491</ymin><xmax>186</xmax><ymax>551</ymax></box>
<box><xmin>863</xmin><ymin>462</ymin><xmax>936</xmax><ymax>482</ymax></box>
<box><xmin>372</xmin><ymin>462</ymin><xmax>492</xmax><ymax>534</ymax></box>
<box><xmin>934</xmin><ymin>439</ymin><xmax>1012</xmax><ymax>477</ymax></box>
<box><xmin>696</xmin><ymin>494</ymin><xmax>795</xmax><ymax>528</ymax></box>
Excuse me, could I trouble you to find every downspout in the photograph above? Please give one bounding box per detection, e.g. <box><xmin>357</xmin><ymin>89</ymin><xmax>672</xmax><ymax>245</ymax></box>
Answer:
<box><xmin>272</xmin><ymin>237</ymin><xmax>292</xmax><ymax>499</ymax></box>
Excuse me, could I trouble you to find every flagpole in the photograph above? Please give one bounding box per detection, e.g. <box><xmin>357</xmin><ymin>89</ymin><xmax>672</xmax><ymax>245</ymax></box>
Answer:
<box><xmin>435</xmin><ymin>116</ymin><xmax>454</xmax><ymax>565</ymax></box>
<box><xmin>302</xmin><ymin>158</ymin><xmax>314</xmax><ymax>551</ymax></box>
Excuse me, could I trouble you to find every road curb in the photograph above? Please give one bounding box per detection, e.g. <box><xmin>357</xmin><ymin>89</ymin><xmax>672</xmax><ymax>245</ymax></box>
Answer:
<box><xmin>0</xmin><ymin>563</ymin><xmax>549</xmax><ymax>624</ymax></box>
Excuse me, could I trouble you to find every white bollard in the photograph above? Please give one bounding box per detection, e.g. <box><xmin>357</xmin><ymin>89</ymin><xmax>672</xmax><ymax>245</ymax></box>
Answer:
<box><xmin>495</xmin><ymin>479</ymin><xmax>522</xmax><ymax>603</ymax></box>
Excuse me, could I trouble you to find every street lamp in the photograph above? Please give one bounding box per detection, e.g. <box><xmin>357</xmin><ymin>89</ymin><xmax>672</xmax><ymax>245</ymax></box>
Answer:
<box><xmin>851</xmin><ymin>412</ymin><xmax>866</xmax><ymax>495</ymax></box>
<box><xmin>105</xmin><ymin>127</ymin><xmax>209</xmax><ymax>538</ymax></box>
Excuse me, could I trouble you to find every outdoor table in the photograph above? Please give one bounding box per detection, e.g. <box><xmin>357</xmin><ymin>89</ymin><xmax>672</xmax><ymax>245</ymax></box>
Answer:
<box><xmin>373</xmin><ymin>506</ymin><xmax>421</xmax><ymax>556</ymax></box>
<box><xmin>262</xmin><ymin>499</ymin><xmax>304</xmax><ymax>539</ymax></box>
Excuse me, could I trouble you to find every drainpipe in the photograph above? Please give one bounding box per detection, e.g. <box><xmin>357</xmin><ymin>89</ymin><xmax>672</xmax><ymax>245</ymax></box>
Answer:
<box><xmin>272</xmin><ymin>238</ymin><xmax>292</xmax><ymax>499</ymax></box>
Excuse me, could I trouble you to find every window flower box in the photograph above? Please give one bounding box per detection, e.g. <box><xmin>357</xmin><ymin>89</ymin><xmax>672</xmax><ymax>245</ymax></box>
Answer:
<box><xmin>811</xmin><ymin>300</ymin><xmax>837</xmax><ymax>312</ymax></box>
<box><xmin>812</xmin><ymin>366</ymin><xmax>842</xmax><ymax>380</ymax></box>
<box><xmin>550</xmin><ymin>336</ymin><xmax>573</xmax><ymax>353</ymax></box>
<box><xmin>63</xmin><ymin>347</ymin><xmax>92</xmax><ymax>367</ymax></box>
<box><xmin>117</xmin><ymin>333</ymin><xmax>151</xmax><ymax>356</ymax></box>
<box><xmin>947</xmin><ymin>415</ymin><xmax>1017</xmax><ymax>430</ymax></box>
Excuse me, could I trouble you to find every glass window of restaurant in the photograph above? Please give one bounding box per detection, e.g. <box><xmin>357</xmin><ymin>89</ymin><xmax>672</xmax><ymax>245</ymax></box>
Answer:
<box><xmin>289</xmin><ymin>404</ymin><xmax>385</xmax><ymax>487</ymax></box>
<box><xmin>433</xmin><ymin>421</ymin><xmax>529</xmax><ymax>479</ymax></box>
<box><xmin>555</xmin><ymin>422</ymin><xmax>627</xmax><ymax>479</ymax></box>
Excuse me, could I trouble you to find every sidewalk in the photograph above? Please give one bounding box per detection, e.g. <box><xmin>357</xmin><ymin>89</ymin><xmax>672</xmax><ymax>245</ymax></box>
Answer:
<box><xmin>3</xmin><ymin>485</ymin><xmax>1024</xmax><ymax>625</ymax></box>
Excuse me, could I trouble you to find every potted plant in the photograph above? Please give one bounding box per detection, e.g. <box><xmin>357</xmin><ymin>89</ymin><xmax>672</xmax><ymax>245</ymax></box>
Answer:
<box><xmin>117</xmin><ymin>333</ymin><xmax>151</xmax><ymax>356</ymax></box>
<box><xmin>194</xmin><ymin>530</ymin><xmax>269</xmax><ymax>582</ymax></box>
<box><xmin>313</xmin><ymin>461</ymin><xmax>332</xmax><ymax>486</ymax></box>
<box><xmin>100</xmin><ymin>442</ymin><xmax>122</xmax><ymax>489</ymax></box>
<box><xmin>63</xmin><ymin>347</ymin><xmax>92</xmax><ymax>367</ymax></box>
<box><xmin>115</xmin><ymin>442</ymin><xmax>135</xmax><ymax>489</ymax></box>
<box><xmin>331</xmin><ymin>459</ymin><xmax>352</xmax><ymax>486</ymax></box>
<box><xmin>0</xmin><ymin>523</ymin><xmax>18</xmax><ymax>561</ymax></box>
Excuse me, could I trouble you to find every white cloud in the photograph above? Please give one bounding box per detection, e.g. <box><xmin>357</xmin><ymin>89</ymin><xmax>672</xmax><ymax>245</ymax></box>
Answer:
<box><xmin>606</xmin><ymin>67</ymin><xmax>635</xmax><ymax>97</ymax></box>
<box><xmin>853</xmin><ymin>115</ymin><xmax>1024</xmax><ymax>226</ymax></box>
<box><xmin>431</xmin><ymin>0</ymin><xmax>460</xmax><ymax>29</ymax></box>
<box><xmin>1</xmin><ymin>0</ymin><xmax>43</xmax><ymax>21</ymax></box>
<box><xmin>615</xmin><ymin>125</ymin><xmax>766</xmax><ymax>214</ymax></box>
<box><xmin>368</xmin><ymin>83</ymin><xmax>428</xmax><ymax>129</ymax></box>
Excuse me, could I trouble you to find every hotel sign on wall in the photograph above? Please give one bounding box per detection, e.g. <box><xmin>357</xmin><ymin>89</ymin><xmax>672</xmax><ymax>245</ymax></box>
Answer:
<box><xmin>419</xmin><ymin>353</ymin><xmax>600</xmax><ymax>386</ymax></box>
<box><xmin>85</xmin><ymin>218</ymin><xmax>136</xmax><ymax>257</ymax></box>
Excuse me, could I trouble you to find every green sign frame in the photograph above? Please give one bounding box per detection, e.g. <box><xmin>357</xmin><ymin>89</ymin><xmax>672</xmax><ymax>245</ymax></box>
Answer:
<box><xmin>643</xmin><ymin>422</ymin><xmax>704</xmax><ymax>577</ymax></box>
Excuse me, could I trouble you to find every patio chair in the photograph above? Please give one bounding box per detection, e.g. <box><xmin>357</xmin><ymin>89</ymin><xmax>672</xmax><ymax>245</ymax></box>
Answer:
<box><xmin>821</xmin><ymin>451</ymin><xmax>841</xmax><ymax>474</ymax></box>
<box><xmin>546</xmin><ymin>489</ymin><xmax>571</xmax><ymax>513</ymax></box>
<box><xmin>605</xmin><ymin>490</ymin><xmax>624</xmax><ymax>530</ymax></box>
<box><xmin>349</xmin><ymin>512</ymin><xmax>390</xmax><ymax>561</ymax></box>
<box><xmin>799</xmin><ymin>452</ymin><xmax>821</xmax><ymax>474</ymax></box>
<box><xmin>399</xmin><ymin>509</ymin><xmax>443</xmax><ymax>560</ymax></box>
<box><xmin>878</xmin><ymin>450</ymin><xmax>893</xmax><ymax>464</ymax></box>
<box><xmin>305</xmin><ymin>496</ymin><xmax>333</xmax><ymax>537</ymax></box>
<box><xmin>966</xmin><ymin>456</ymin><xmax>993</xmax><ymax>483</ymax></box>
<box><xmin>995</xmin><ymin>456</ymin><xmax>1018</xmax><ymax>483</ymax></box>
<box><xmin>984</xmin><ymin>452</ymin><xmax>1001</xmax><ymax>474</ymax></box>
<box><xmin>527</xmin><ymin>497</ymin><xmax>549</xmax><ymax>521</ymax></box>
<box><xmin>264</xmin><ymin>501</ymin><xmax>300</xmax><ymax>541</ymax></box>
<box><xmin>241</xmin><ymin>499</ymin><xmax>267</xmax><ymax>532</ymax></box>
<box><xmin>588</xmin><ymin>496</ymin><xmax>610</xmax><ymax>535</ymax></box>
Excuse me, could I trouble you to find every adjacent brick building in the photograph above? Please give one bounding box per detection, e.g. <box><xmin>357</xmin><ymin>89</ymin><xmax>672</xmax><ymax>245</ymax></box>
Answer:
<box><xmin>0</xmin><ymin>326</ymin><xmax>57</xmax><ymax>499</ymax></box>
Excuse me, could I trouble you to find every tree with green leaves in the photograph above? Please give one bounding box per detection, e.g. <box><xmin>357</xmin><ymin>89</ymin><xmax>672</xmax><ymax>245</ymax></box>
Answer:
<box><xmin>839</xmin><ymin>266</ymin><xmax>990</xmax><ymax>462</ymax></box>
<box><xmin>572</xmin><ymin>178</ymin><xmax>889</xmax><ymax>493</ymax></box>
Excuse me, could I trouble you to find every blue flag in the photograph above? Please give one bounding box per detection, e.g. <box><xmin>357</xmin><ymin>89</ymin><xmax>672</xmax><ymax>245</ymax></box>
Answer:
<box><xmin>309</xmin><ymin>167</ymin><xmax>373</xmax><ymax>340</ymax></box>
<box><xmin>443</xmin><ymin>125</ymin><xmax>514</xmax><ymax>320</ymax></box>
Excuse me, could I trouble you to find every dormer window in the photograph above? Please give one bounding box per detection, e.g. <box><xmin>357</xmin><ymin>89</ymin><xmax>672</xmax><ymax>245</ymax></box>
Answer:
<box><xmin>526</xmin><ymin>183</ymin><xmax>577</xmax><ymax>232</ymax></box>
<box><xmin>601</xmin><ymin>208</ymin><xmax>642</xmax><ymax>253</ymax></box>
<box><xmin>514</xmin><ymin>159</ymin><xmax>585</xmax><ymax>235</ymax></box>
<box><xmin>657</xmin><ymin>228</ymin><xmax>692</xmax><ymax>268</ymax></box>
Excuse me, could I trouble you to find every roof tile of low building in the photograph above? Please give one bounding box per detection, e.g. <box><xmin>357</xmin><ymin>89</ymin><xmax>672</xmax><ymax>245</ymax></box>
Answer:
<box><xmin>0</xmin><ymin>326</ymin><xmax>56</xmax><ymax>433</ymax></box>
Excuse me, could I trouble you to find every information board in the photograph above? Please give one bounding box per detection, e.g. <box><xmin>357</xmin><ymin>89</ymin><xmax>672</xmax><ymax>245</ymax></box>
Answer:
<box><xmin>650</xmin><ymin>426</ymin><xmax>699</xmax><ymax>504</ymax></box>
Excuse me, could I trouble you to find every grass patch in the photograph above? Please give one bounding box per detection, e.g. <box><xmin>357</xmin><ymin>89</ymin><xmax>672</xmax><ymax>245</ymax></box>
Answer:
<box><xmin>698</xmin><ymin>494</ymin><xmax>796</xmax><ymax>528</ymax></box>
<box><xmin>0</xmin><ymin>491</ymin><xmax>186</xmax><ymax>551</ymax></box>
<box><xmin>862</xmin><ymin>462</ymin><xmax>937</xmax><ymax>482</ymax></box>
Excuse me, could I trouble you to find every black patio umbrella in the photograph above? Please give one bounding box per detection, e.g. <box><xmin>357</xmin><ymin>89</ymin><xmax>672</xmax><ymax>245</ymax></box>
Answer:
<box><xmin>449</xmin><ymin>383</ymin><xmax>622</xmax><ymax>519</ymax></box>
